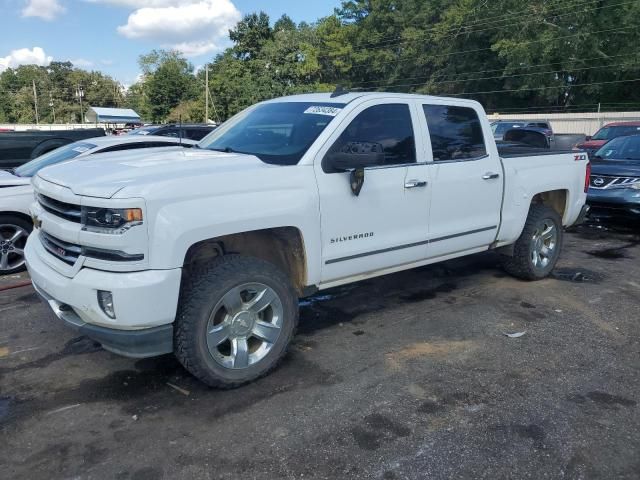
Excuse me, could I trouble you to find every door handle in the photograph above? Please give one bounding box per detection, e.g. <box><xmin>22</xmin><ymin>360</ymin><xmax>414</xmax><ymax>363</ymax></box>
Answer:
<box><xmin>404</xmin><ymin>179</ymin><xmax>427</xmax><ymax>189</ymax></box>
<box><xmin>482</xmin><ymin>172</ymin><xmax>500</xmax><ymax>180</ymax></box>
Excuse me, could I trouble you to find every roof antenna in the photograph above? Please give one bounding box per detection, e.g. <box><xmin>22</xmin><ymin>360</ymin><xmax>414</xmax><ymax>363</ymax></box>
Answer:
<box><xmin>330</xmin><ymin>85</ymin><xmax>349</xmax><ymax>98</ymax></box>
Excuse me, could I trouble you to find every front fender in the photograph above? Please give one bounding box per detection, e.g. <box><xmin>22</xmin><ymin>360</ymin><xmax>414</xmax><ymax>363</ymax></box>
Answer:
<box><xmin>146</xmin><ymin>185</ymin><xmax>322</xmax><ymax>285</ymax></box>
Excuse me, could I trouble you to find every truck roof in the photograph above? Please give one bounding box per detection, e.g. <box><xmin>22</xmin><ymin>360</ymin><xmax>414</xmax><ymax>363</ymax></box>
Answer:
<box><xmin>264</xmin><ymin>91</ymin><xmax>481</xmax><ymax>107</ymax></box>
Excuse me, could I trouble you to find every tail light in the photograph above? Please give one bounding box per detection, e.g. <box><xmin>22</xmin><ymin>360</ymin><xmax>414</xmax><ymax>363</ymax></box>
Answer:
<box><xmin>584</xmin><ymin>162</ymin><xmax>591</xmax><ymax>193</ymax></box>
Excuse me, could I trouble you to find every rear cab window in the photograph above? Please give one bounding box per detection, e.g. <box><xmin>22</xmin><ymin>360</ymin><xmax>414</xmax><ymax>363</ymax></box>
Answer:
<box><xmin>422</xmin><ymin>105</ymin><xmax>487</xmax><ymax>161</ymax></box>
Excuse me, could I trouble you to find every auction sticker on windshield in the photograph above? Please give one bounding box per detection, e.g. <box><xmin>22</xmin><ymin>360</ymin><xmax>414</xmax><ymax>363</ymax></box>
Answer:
<box><xmin>304</xmin><ymin>106</ymin><xmax>342</xmax><ymax>116</ymax></box>
<box><xmin>72</xmin><ymin>146</ymin><xmax>91</xmax><ymax>153</ymax></box>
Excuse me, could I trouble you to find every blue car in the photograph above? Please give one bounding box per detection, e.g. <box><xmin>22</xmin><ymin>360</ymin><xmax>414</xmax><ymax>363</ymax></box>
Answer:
<box><xmin>587</xmin><ymin>134</ymin><xmax>640</xmax><ymax>219</ymax></box>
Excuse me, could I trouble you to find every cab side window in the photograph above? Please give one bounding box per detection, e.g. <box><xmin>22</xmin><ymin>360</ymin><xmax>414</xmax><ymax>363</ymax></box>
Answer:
<box><xmin>331</xmin><ymin>104</ymin><xmax>416</xmax><ymax>166</ymax></box>
<box><xmin>423</xmin><ymin>105</ymin><xmax>487</xmax><ymax>161</ymax></box>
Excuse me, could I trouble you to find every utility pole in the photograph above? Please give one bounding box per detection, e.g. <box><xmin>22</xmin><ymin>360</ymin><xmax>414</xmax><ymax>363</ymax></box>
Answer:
<box><xmin>32</xmin><ymin>80</ymin><xmax>39</xmax><ymax>125</ymax></box>
<box><xmin>49</xmin><ymin>92</ymin><xmax>56</xmax><ymax>124</ymax></box>
<box><xmin>76</xmin><ymin>84</ymin><xmax>85</xmax><ymax>123</ymax></box>
<box><xmin>205</xmin><ymin>65</ymin><xmax>209</xmax><ymax>124</ymax></box>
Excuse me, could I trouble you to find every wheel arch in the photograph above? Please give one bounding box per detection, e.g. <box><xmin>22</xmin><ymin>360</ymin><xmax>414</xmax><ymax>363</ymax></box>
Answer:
<box><xmin>182</xmin><ymin>226</ymin><xmax>308</xmax><ymax>295</ymax></box>
<box><xmin>531</xmin><ymin>189</ymin><xmax>568</xmax><ymax>223</ymax></box>
<box><xmin>0</xmin><ymin>210</ymin><xmax>33</xmax><ymax>226</ymax></box>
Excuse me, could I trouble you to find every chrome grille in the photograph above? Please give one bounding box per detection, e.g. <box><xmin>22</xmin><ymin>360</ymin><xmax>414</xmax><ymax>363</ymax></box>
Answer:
<box><xmin>39</xmin><ymin>231</ymin><xmax>81</xmax><ymax>265</ymax></box>
<box><xmin>37</xmin><ymin>194</ymin><xmax>81</xmax><ymax>223</ymax></box>
<box><xmin>589</xmin><ymin>175</ymin><xmax>640</xmax><ymax>190</ymax></box>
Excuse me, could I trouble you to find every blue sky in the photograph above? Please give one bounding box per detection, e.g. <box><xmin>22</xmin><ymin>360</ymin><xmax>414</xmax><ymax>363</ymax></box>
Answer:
<box><xmin>0</xmin><ymin>0</ymin><xmax>339</xmax><ymax>86</ymax></box>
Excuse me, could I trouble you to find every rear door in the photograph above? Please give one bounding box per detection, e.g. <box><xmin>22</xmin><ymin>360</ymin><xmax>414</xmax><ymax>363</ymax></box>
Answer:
<box><xmin>419</xmin><ymin>102</ymin><xmax>503</xmax><ymax>258</ymax></box>
<box><xmin>314</xmin><ymin>99</ymin><xmax>430</xmax><ymax>283</ymax></box>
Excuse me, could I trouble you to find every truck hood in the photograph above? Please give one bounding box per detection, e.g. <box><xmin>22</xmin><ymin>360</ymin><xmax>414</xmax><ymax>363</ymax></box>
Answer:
<box><xmin>0</xmin><ymin>169</ymin><xmax>31</xmax><ymax>187</ymax></box>
<box><xmin>591</xmin><ymin>159</ymin><xmax>640</xmax><ymax>177</ymax></box>
<box><xmin>36</xmin><ymin>148</ymin><xmax>273</xmax><ymax>198</ymax></box>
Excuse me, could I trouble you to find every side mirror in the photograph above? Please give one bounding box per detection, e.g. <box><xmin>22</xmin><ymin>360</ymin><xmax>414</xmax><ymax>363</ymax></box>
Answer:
<box><xmin>324</xmin><ymin>141</ymin><xmax>385</xmax><ymax>172</ymax></box>
<box><xmin>585</xmin><ymin>135</ymin><xmax>592</xmax><ymax>141</ymax></box>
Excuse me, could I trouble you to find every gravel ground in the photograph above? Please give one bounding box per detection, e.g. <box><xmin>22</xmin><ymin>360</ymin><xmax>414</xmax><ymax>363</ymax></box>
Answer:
<box><xmin>0</xmin><ymin>223</ymin><xmax>639</xmax><ymax>480</ymax></box>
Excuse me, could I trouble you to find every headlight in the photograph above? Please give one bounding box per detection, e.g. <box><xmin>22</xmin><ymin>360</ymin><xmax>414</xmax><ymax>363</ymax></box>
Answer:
<box><xmin>82</xmin><ymin>207</ymin><xmax>143</xmax><ymax>234</ymax></box>
<box><xmin>631</xmin><ymin>182</ymin><xmax>640</xmax><ymax>190</ymax></box>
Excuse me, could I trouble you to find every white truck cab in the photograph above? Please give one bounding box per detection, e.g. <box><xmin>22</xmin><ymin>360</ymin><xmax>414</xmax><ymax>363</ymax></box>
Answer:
<box><xmin>25</xmin><ymin>92</ymin><xmax>589</xmax><ymax>387</ymax></box>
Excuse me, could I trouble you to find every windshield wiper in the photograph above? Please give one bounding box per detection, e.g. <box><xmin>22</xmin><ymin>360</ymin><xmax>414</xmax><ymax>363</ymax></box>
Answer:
<box><xmin>208</xmin><ymin>146</ymin><xmax>235</xmax><ymax>153</ymax></box>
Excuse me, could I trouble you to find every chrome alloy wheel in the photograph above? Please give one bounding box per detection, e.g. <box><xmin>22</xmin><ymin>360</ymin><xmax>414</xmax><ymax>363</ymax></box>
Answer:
<box><xmin>206</xmin><ymin>282</ymin><xmax>284</xmax><ymax>369</ymax></box>
<box><xmin>530</xmin><ymin>219</ymin><xmax>558</xmax><ymax>270</ymax></box>
<box><xmin>0</xmin><ymin>224</ymin><xmax>28</xmax><ymax>273</ymax></box>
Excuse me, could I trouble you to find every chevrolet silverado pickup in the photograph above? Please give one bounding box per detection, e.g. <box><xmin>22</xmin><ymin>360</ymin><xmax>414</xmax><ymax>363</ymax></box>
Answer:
<box><xmin>25</xmin><ymin>92</ymin><xmax>590</xmax><ymax>388</ymax></box>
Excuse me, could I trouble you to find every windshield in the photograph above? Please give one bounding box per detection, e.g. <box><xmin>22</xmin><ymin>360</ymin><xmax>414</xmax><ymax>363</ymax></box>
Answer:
<box><xmin>592</xmin><ymin>125</ymin><xmax>640</xmax><ymax>141</ymax></box>
<box><xmin>14</xmin><ymin>141</ymin><xmax>96</xmax><ymax>177</ymax></box>
<box><xmin>199</xmin><ymin>102</ymin><xmax>346</xmax><ymax>165</ymax></box>
<box><xmin>491</xmin><ymin>122</ymin><xmax>525</xmax><ymax>135</ymax></box>
<box><xmin>595</xmin><ymin>135</ymin><xmax>640</xmax><ymax>161</ymax></box>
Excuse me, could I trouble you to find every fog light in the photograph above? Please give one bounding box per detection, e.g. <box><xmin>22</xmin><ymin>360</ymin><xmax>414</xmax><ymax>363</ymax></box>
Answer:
<box><xmin>97</xmin><ymin>290</ymin><xmax>116</xmax><ymax>319</ymax></box>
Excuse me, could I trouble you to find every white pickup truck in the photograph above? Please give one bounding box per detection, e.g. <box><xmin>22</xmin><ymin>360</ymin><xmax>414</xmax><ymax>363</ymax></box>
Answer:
<box><xmin>25</xmin><ymin>92</ymin><xmax>590</xmax><ymax>388</ymax></box>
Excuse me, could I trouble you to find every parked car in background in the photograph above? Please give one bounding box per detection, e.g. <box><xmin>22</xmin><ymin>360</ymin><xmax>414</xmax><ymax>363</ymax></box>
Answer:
<box><xmin>26</xmin><ymin>92</ymin><xmax>589</xmax><ymax>388</ymax></box>
<box><xmin>491</xmin><ymin>120</ymin><xmax>554</xmax><ymax>144</ymax></box>
<box><xmin>0</xmin><ymin>128</ymin><xmax>106</xmax><ymax>170</ymax></box>
<box><xmin>0</xmin><ymin>135</ymin><xmax>196</xmax><ymax>274</ymax></box>
<box><xmin>491</xmin><ymin>121</ymin><xmax>526</xmax><ymax>140</ymax></box>
<box><xmin>128</xmin><ymin>123</ymin><xmax>216</xmax><ymax>141</ymax></box>
<box><xmin>587</xmin><ymin>134</ymin><xmax>640</xmax><ymax>220</ymax></box>
<box><xmin>574</xmin><ymin>121</ymin><xmax>640</xmax><ymax>159</ymax></box>
<box><xmin>500</xmin><ymin>127</ymin><xmax>552</xmax><ymax>150</ymax></box>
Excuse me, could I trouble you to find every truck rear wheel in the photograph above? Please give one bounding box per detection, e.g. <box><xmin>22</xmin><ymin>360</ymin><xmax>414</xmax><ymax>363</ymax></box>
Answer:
<box><xmin>174</xmin><ymin>255</ymin><xmax>298</xmax><ymax>388</ymax></box>
<box><xmin>501</xmin><ymin>204</ymin><xmax>563</xmax><ymax>280</ymax></box>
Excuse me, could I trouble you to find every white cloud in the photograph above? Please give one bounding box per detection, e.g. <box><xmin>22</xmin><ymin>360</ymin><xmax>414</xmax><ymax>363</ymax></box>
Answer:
<box><xmin>114</xmin><ymin>0</ymin><xmax>240</xmax><ymax>57</ymax></box>
<box><xmin>69</xmin><ymin>58</ymin><xmax>94</xmax><ymax>68</ymax></box>
<box><xmin>0</xmin><ymin>47</ymin><xmax>53</xmax><ymax>72</ymax></box>
<box><xmin>22</xmin><ymin>0</ymin><xmax>65</xmax><ymax>20</ymax></box>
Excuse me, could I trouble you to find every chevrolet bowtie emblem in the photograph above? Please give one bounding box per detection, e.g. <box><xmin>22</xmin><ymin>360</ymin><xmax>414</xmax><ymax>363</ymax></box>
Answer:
<box><xmin>32</xmin><ymin>214</ymin><xmax>42</xmax><ymax>229</ymax></box>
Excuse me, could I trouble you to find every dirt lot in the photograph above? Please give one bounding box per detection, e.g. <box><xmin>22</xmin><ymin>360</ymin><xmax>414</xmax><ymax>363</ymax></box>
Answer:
<box><xmin>1</xmin><ymin>224</ymin><xmax>639</xmax><ymax>480</ymax></box>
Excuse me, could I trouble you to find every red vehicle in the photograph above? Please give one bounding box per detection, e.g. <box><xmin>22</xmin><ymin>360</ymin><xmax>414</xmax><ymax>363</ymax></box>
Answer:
<box><xmin>574</xmin><ymin>121</ymin><xmax>640</xmax><ymax>158</ymax></box>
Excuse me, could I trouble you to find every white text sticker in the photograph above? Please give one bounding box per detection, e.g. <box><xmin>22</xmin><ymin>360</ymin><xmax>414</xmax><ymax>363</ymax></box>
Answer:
<box><xmin>304</xmin><ymin>106</ymin><xmax>342</xmax><ymax>116</ymax></box>
<box><xmin>72</xmin><ymin>146</ymin><xmax>91</xmax><ymax>153</ymax></box>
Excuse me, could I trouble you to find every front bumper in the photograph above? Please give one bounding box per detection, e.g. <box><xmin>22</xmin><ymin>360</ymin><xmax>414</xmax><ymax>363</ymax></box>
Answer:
<box><xmin>25</xmin><ymin>232</ymin><xmax>182</xmax><ymax>357</ymax></box>
<box><xmin>587</xmin><ymin>188</ymin><xmax>640</xmax><ymax>219</ymax></box>
<box><xmin>33</xmin><ymin>283</ymin><xmax>173</xmax><ymax>357</ymax></box>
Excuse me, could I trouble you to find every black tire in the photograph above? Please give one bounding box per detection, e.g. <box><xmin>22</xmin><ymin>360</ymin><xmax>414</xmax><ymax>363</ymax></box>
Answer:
<box><xmin>501</xmin><ymin>204</ymin><xmax>563</xmax><ymax>280</ymax></box>
<box><xmin>174</xmin><ymin>255</ymin><xmax>299</xmax><ymax>388</ymax></box>
<box><xmin>0</xmin><ymin>214</ymin><xmax>32</xmax><ymax>275</ymax></box>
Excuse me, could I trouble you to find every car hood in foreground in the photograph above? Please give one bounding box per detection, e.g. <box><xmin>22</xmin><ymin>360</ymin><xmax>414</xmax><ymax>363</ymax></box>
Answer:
<box><xmin>36</xmin><ymin>148</ymin><xmax>275</xmax><ymax>198</ymax></box>
<box><xmin>0</xmin><ymin>169</ymin><xmax>31</xmax><ymax>187</ymax></box>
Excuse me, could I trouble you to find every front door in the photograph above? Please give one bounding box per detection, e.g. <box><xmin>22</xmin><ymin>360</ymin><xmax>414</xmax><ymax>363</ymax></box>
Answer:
<box><xmin>314</xmin><ymin>100</ymin><xmax>431</xmax><ymax>283</ymax></box>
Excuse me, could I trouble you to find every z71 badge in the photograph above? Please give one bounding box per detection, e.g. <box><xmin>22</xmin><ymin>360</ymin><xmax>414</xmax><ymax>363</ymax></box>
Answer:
<box><xmin>573</xmin><ymin>153</ymin><xmax>587</xmax><ymax>161</ymax></box>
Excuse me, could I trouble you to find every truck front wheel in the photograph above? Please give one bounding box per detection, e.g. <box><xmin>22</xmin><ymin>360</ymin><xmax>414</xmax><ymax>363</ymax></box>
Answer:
<box><xmin>174</xmin><ymin>255</ymin><xmax>298</xmax><ymax>388</ymax></box>
<box><xmin>501</xmin><ymin>204</ymin><xmax>563</xmax><ymax>280</ymax></box>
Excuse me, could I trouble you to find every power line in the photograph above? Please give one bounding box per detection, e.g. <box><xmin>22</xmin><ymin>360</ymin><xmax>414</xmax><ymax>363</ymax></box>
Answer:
<box><xmin>350</xmin><ymin>60</ymin><xmax>640</xmax><ymax>90</ymax></box>
<box><xmin>340</xmin><ymin>26</ymin><xmax>634</xmax><ymax>72</ymax></box>
<box><xmin>349</xmin><ymin>52</ymin><xmax>640</xmax><ymax>87</ymax></box>
<box><xmin>447</xmin><ymin>77</ymin><xmax>640</xmax><ymax>96</ymax></box>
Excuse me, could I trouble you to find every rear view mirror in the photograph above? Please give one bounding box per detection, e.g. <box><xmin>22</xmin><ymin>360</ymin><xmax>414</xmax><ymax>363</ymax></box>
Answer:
<box><xmin>324</xmin><ymin>141</ymin><xmax>385</xmax><ymax>172</ymax></box>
